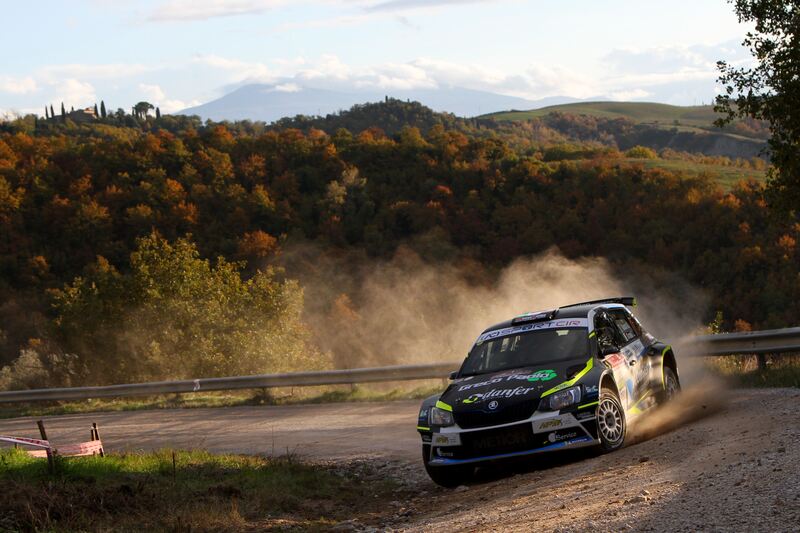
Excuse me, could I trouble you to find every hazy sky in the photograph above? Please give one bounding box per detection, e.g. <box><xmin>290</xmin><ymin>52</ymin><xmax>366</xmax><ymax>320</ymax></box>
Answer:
<box><xmin>0</xmin><ymin>0</ymin><xmax>753</xmax><ymax>115</ymax></box>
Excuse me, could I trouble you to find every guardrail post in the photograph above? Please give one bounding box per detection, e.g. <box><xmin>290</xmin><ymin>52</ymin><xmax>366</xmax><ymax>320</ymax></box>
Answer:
<box><xmin>37</xmin><ymin>420</ymin><xmax>54</xmax><ymax>474</ymax></box>
<box><xmin>756</xmin><ymin>354</ymin><xmax>767</xmax><ymax>371</ymax></box>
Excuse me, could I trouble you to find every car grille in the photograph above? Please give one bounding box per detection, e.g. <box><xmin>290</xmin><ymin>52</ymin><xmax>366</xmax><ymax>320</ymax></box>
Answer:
<box><xmin>446</xmin><ymin>423</ymin><xmax>536</xmax><ymax>460</ymax></box>
<box><xmin>453</xmin><ymin>401</ymin><xmax>537</xmax><ymax>429</ymax></box>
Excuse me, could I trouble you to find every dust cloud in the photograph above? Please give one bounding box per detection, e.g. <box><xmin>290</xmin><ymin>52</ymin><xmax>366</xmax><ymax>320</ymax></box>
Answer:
<box><xmin>281</xmin><ymin>245</ymin><xmax>709</xmax><ymax>376</ymax></box>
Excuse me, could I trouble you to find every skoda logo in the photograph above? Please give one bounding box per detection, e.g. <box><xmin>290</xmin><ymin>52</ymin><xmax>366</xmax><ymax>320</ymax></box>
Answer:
<box><xmin>488</xmin><ymin>400</ymin><xmax>499</xmax><ymax>410</ymax></box>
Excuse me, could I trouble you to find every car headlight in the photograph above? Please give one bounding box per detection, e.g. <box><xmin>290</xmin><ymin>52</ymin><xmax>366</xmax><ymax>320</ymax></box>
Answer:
<box><xmin>429</xmin><ymin>406</ymin><xmax>454</xmax><ymax>426</ymax></box>
<box><xmin>547</xmin><ymin>386</ymin><xmax>582</xmax><ymax>411</ymax></box>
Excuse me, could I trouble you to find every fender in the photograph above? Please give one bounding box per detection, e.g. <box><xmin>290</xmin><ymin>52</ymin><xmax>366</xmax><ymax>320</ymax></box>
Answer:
<box><xmin>647</xmin><ymin>341</ymin><xmax>678</xmax><ymax>394</ymax></box>
<box><xmin>417</xmin><ymin>394</ymin><xmax>440</xmax><ymax>432</ymax></box>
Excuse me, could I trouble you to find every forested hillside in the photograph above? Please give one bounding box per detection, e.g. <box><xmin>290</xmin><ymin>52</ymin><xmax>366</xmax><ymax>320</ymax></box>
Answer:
<box><xmin>0</xmin><ymin>100</ymin><xmax>795</xmax><ymax>388</ymax></box>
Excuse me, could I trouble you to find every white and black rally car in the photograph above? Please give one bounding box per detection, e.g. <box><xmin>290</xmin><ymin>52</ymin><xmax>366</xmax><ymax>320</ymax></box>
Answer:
<box><xmin>417</xmin><ymin>297</ymin><xmax>680</xmax><ymax>487</ymax></box>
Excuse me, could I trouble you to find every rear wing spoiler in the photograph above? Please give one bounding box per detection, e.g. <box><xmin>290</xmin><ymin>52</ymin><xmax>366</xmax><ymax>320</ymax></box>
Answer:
<box><xmin>560</xmin><ymin>296</ymin><xmax>637</xmax><ymax>309</ymax></box>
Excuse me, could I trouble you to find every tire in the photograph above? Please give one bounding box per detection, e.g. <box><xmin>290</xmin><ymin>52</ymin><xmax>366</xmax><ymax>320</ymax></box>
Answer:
<box><xmin>657</xmin><ymin>366</ymin><xmax>681</xmax><ymax>405</ymax></box>
<box><xmin>597</xmin><ymin>386</ymin><xmax>626</xmax><ymax>452</ymax></box>
<box><xmin>422</xmin><ymin>444</ymin><xmax>474</xmax><ymax>488</ymax></box>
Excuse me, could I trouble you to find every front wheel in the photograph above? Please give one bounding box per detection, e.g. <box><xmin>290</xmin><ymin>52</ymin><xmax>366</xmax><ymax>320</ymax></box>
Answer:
<box><xmin>422</xmin><ymin>445</ymin><xmax>474</xmax><ymax>488</ymax></box>
<box><xmin>597</xmin><ymin>386</ymin><xmax>626</xmax><ymax>452</ymax></box>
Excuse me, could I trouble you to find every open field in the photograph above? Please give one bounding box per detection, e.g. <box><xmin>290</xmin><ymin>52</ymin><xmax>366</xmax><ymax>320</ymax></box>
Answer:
<box><xmin>486</xmin><ymin>101</ymin><xmax>721</xmax><ymax>126</ymax></box>
<box><xmin>625</xmin><ymin>158</ymin><xmax>766</xmax><ymax>190</ymax></box>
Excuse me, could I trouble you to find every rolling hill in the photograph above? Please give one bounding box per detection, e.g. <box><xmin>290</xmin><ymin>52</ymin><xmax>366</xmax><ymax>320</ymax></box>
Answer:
<box><xmin>485</xmin><ymin>101</ymin><xmax>721</xmax><ymax>127</ymax></box>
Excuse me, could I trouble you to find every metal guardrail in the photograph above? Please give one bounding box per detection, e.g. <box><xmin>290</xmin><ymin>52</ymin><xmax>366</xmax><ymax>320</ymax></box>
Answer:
<box><xmin>0</xmin><ymin>328</ymin><xmax>797</xmax><ymax>404</ymax></box>
<box><xmin>684</xmin><ymin>327</ymin><xmax>800</xmax><ymax>356</ymax></box>
<box><xmin>0</xmin><ymin>362</ymin><xmax>460</xmax><ymax>404</ymax></box>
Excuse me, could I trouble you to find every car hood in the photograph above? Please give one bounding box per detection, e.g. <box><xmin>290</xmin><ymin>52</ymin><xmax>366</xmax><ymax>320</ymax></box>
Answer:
<box><xmin>440</xmin><ymin>358</ymin><xmax>589</xmax><ymax>412</ymax></box>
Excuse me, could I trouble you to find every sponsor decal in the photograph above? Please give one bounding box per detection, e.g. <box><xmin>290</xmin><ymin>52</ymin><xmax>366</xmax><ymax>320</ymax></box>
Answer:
<box><xmin>458</xmin><ymin>369</ymin><xmax>558</xmax><ymax>392</ymax></box>
<box><xmin>527</xmin><ymin>369</ymin><xmax>557</xmax><ymax>382</ymax></box>
<box><xmin>418</xmin><ymin>408</ymin><xmax>428</xmax><ymax>418</ymax></box>
<box><xmin>576</xmin><ymin>411</ymin><xmax>595</xmax><ymax>420</ymax></box>
<box><xmin>458</xmin><ymin>370</ymin><xmax>557</xmax><ymax>392</ymax></box>
<box><xmin>487</xmin><ymin>400</ymin><xmax>499</xmax><ymax>410</ymax></box>
<box><xmin>548</xmin><ymin>431</ymin><xmax>578</xmax><ymax>443</ymax></box>
<box><xmin>605</xmin><ymin>353</ymin><xmax>625</xmax><ymax>368</ymax></box>
<box><xmin>621</xmin><ymin>339</ymin><xmax>645</xmax><ymax>359</ymax></box>
<box><xmin>461</xmin><ymin>386</ymin><xmax>537</xmax><ymax>404</ymax></box>
<box><xmin>538</xmin><ymin>419</ymin><xmax>562</xmax><ymax>430</ymax></box>
<box><xmin>585</xmin><ymin>384</ymin><xmax>598</xmax><ymax>394</ymax></box>
<box><xmin>432</xmin><ymin>433</ymin><xmax>461</xmax><ymax>447</ymax></box>
<box><xmin>476</xmin><ymin>319</ymin><xmax>589</xmax><ymax>344</ymax></box>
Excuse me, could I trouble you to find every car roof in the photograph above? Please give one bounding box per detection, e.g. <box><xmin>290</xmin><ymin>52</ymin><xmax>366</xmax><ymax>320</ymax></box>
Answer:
<box><xmin>480</xmin><ymin>303</ymin><xmax>628</xmax><ymax>335</ymax></box>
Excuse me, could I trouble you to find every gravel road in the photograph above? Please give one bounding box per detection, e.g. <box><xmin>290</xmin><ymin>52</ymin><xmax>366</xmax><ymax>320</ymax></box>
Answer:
<box><xmin>1</xmin><ymin>387</ymin><xmax>798</xmax><ymax>532</ymax></box>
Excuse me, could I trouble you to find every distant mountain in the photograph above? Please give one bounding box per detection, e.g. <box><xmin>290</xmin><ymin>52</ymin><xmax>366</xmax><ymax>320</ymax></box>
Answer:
<box><xmin>178</xmin><ymin>84</ymin><xmax>580</xmax><ymax>122</ymax></box>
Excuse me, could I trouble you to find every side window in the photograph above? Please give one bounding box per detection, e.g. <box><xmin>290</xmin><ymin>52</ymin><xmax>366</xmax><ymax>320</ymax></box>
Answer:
<box><xmin>609</xmin><ymin>310</ymin><xmax>637</xmax><ymax>344</ymax></box>
<box><xmin>625</xmin><ymin>311</ymin><xmax>643</xmax><ymax>337</ymax></box>
<box><xmin>594</xmin><ymin>312</ymin><xmax>627</xmax><ymax>351</ymax></box>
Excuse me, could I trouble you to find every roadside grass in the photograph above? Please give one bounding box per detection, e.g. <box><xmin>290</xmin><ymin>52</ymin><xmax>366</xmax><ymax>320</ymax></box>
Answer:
<box><xmin>0</xmin><ymin>381</ymin><xmax>443</xmax><ymax>420</ymax></box>
<box><xmin>0</xmin><ymin>447</ymin><xmax>399</xmax><ymax>531</ymax></box>
<box><xmin>705</xmin><ymin>354</ymin><xmax>800</xmax><ymax>388</ymax></box>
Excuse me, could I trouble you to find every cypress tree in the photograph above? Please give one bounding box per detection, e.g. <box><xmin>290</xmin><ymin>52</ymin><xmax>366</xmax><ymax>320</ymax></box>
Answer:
<box><xmin>156</xmin><ymin>107</ymin><xmax>161</xmax><ymax>119</ymax></box>
<box><xmin>70</xmin><ymin>106</ymin><xmax>74</xmax><ymax>113</ymax></box>
<box><xmin>60</xmin><ymin>103</ymin><xmax>66</xmax><ymax>122</ymax></box>
<box><xmin>45</xmin><ymin>106</ymin><xmax>49</xmax><ymax>119</ymax></box>
<box><xmin>94</xmin><ymin>103</ymin><xmax>99</xmax><ymax>116</ymax></box>
<box><xmin>50</xmin><ymin>104</ymin><xmax>55</xmax><ymax>118</ymax></box>
<box><xmin>100</xmin><ymin>100</ymin><xmax>106</xmax><ymax>118</ymax></box>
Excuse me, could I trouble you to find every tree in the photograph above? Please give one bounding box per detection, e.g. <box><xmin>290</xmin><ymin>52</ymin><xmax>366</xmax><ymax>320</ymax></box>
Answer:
<box><xmin>156</xmin><ymin>107</ymin><xmax>161</xmax><ymax>119</ymax></box>
<box><xmin>52</xmin><ymin>233</ymin><xmax>321</xmax><ymax>384</ymax></box>
<box><xmin>44</xmin><ymin>107</ymin><xmax>48</xmax><ymax>119</ymax></box>
<box><xmin>60</xmin><ymin>102</ymin><xmax>65</xmax><ymax>121</ymax></box>
<box><xmin>100</xmin><ymin>100</ymin><xmax>107</xmax><ymax>118</ymax></box>
<box><xmin>94</xmin><ymin>103</ymin><xmax>99</xmax><ymax>117</ymax></box>
<box><xmin>50</xmin><ymin>104</ymin><xmax>55</xmax><ymax>118</ymax></box>
<box><xmin>716</xmin><ymin>0</ymin><xmax>800</xmax><ymax>215</ymax></box>
<box><xmin>134</xmin><ymin>101</ymin><xmax>154</xmax><ymax>119</ymax></box>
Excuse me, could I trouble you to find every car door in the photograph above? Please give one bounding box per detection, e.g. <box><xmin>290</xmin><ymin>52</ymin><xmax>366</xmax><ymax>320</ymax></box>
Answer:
<box><xmin>607</xmin><ymin>309</ymin><xmax>650</xmax><ymax>408</ymax></box>
<box><xmin>594</xmin><ymin>311</ymin><xmax>632</xmax><ymax>408</ymax></box>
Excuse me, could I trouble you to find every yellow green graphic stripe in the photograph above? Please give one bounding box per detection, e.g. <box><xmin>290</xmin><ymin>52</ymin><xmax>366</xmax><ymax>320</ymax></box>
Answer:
<box><xmin>416</xmin><ymin>426</ymin><xmax>431</xmax><ymax>431</ymax></box>
<box><xmin>540</xmin><ymin>357</ymin><xmax>594</xmax><ymax>398</ymax></box>
<box><xmin>578</xmin><ymin>400</ymin><xmax>599</xmax><ymax>409</ymax></box>
<box><xmin>435</xmin><ymin>400</ymin><xmax>452</xmax><ymax>412</ymax></box>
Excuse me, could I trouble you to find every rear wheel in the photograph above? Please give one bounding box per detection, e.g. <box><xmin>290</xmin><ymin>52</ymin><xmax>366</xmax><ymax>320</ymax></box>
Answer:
<box><xmin>657</xmin><ymin>366</ymin><xmax>680</xmax><ymax>405</ymax></box>
<box><xmin>597</xmin><ymin>386</ymin><xmax>626</xmax><ymax>452</ymax></box>
<box><xmin>422</xmin><ymin>444</ymin><xmax>474</xmax><ymax>488</ymax></box>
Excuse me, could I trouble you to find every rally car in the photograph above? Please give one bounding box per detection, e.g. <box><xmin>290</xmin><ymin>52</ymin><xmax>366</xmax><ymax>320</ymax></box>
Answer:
<box><xmin>417</xmin><ymin>297</ymin><xmax>680</xmax><ymax>487</ymax></box>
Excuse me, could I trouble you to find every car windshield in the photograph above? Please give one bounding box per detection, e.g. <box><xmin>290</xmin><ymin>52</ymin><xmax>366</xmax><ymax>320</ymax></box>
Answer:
<box><xmin>461</xmin><ymin>327</ymin><xmax>589</xmax><ymax>376</ymax></box>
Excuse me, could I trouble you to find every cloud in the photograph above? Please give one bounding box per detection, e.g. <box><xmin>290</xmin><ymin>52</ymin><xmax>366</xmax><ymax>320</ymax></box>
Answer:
<box><xmin>53</xmin><ymin>79</ymin><xmax>97</xmax><ymax>107</ymax></box>
<box><xmin>192</xmin><ymin>54</ymin><xmax>273</xmax><ymax>82</ymax></box>
<box><xmin>139</xmin><ymin>83</ymin><xmax>167</xmax><ymax>101</ymax></box>
<box><xmin>138</xmin><ymin>83</ymin><xmax>198</xmax><ymax>112</ymax></box>
<box><xmin>364</xmin><ymin>0</ymin><xmax>496</xmax><ymax>14</ymax></box>
<box><xmin>0</xmin><ymin>76</ymin><xmax>38</xmax><ymax>95</ymax></box>
<box><xmin>148</xmin><ymin>0</ymin><xmax>290</xmax><ymax>21</ymax></box>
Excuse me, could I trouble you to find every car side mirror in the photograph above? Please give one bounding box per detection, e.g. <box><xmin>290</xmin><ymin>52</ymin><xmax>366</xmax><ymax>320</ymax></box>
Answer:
<box><xmin>449</xmin><ymin>371</ymin><xmax>458</xmax><ymax>380</ymax></box>
<box><xmin>600</xmin><ymin>345</ymin><xmax>618</xmax><ymax>356</ymax></box>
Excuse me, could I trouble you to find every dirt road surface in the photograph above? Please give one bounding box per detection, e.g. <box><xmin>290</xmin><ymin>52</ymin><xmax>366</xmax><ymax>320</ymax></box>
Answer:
<box><xmin>1</xmin><ymin>388</ymin><xmax>799</xmax><ymax>532</ymax></box>
<box><xmin>0</xmin><ymin>401</ymin><xmax>421</xmax><ymax>461</ymax></box>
